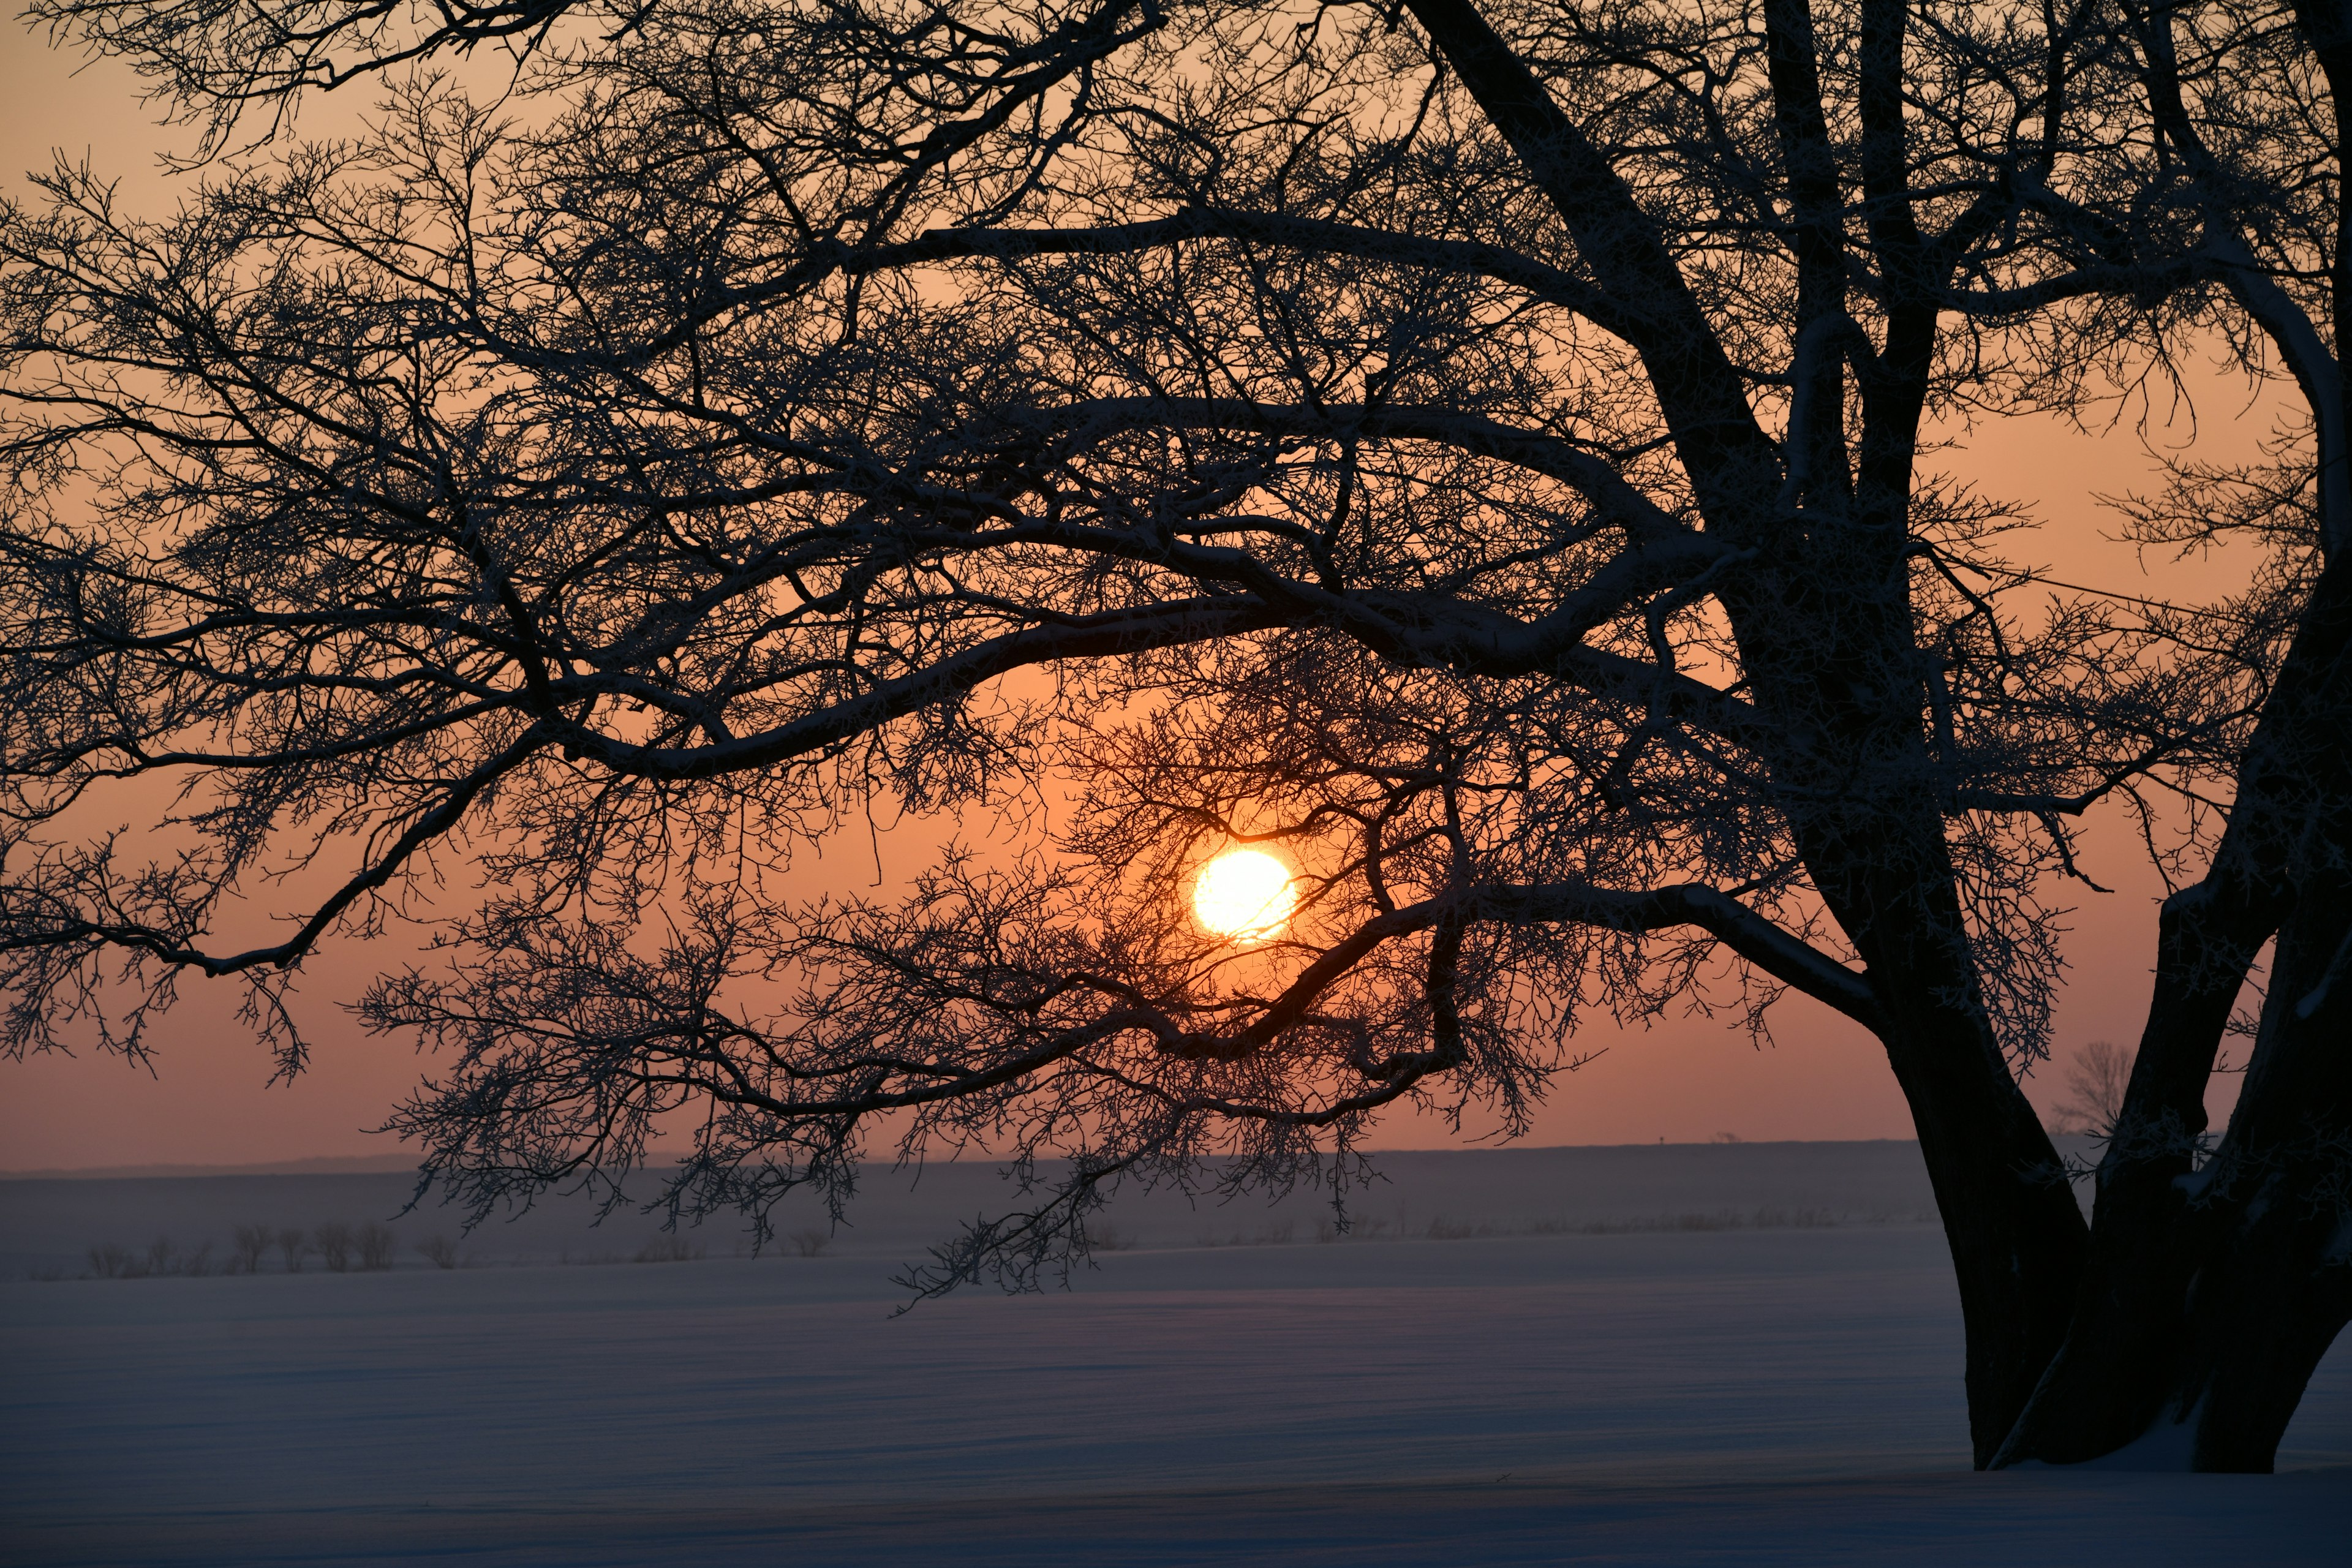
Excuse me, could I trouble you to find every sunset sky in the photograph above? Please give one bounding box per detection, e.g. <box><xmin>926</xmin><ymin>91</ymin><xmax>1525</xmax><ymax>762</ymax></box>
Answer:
<box><xmin>0</xmin><ymin>18</ymin><xmax>2270</xmax><ymax>1170</ymax></box>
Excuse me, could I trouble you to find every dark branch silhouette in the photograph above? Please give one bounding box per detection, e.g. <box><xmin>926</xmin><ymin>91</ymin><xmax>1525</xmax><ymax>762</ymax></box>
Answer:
<box><xmin>4</xmin><ymin>0</ymin><xmax>2349</xmax><ymax>1470</ymax></box>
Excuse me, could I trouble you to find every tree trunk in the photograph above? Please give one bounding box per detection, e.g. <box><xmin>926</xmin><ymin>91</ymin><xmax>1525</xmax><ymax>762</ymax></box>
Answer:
<box><xmin>1995</xmin><ymin>887</ymin><xmax>2352</xmax><ymax>1470</ymax></box>
<box><xmin>1868</xmin><ymin>989</ymin><xmax>2089</xmax><ymax>1468</ymax></box>
<box><xmin>1995</xmin><ymin>554</ymin><xmax>2352</xmax><ymax>1470</ymax></box>
<box><xmin>1805</xmin><ymin>821</ymin><xmax>2090</xmax><ymax>1466</ymax></box>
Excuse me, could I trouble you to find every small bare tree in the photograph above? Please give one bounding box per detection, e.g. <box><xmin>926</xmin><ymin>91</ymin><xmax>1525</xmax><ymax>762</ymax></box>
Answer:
<box><xmin>274</xmin><ymin>1229</ymin><xmax>310</xmax><ymax>1275</ymax></box>
<box><xmin>2050</xmin><ymin>1041</ymin><xmax>2137</xmax><ymax>1138</ymax></box>
<box><xmin>228</xmin><ymin>1224</ymin><xmax>270</xmax><ymax>1275</ymax></box>
<box><xmin>313</xmin><ymin>1221</ymin><xmax>353</xmax><ymax>1273</ymax></box>
<box><xmin>355</xmin><ymin>1222</ymin><xmax>398</xmax><ymax>1272</ymax></box>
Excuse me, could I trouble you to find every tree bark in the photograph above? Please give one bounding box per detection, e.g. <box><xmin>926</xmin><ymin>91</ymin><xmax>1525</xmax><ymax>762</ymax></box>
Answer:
<box><xmin>1798</xmin><ymin>815</ymin><xmax>2089</xmax><ymax>1466</ymax></box>
<box><xmin>1997</xmin><ymin>886</ymin><xmax>2352</xmax><ymax>1471</ymax></box>
<box><xmin>1996</xmin><ymin>552</ymin><xmax>2352</xmax><ymax>1469</ymax></box>
<box><xmin>2170</xmin><ymin>881</ymin><xmax>2352</xmax><ymax>1469</ymax></box>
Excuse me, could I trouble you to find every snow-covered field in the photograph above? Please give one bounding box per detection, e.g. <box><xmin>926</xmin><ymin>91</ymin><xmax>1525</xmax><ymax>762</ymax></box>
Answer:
<box><xmin>2</xmin><ymin>1142</ymin><xmax>2343</xmax><ymax>1565</ymax></box>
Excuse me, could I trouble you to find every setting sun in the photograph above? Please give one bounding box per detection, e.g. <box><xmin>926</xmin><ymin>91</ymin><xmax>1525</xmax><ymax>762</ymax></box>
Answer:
<box><xmin>1191</xmin><ymin>849</ymin><xmax>1297</xmax><ymax>944</ymax></box>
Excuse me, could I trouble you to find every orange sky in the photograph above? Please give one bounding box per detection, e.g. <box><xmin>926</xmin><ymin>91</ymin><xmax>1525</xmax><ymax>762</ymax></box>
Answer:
<box><xmin>0</xmin><ymin>23</ymin><xmax>2267</xmax><ymax>1168</ymax></box>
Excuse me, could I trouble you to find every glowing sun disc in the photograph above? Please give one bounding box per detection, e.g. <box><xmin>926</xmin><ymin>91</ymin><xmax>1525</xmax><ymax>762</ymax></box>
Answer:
<box><xmin>1193</xmin><ymin>849</ymin><xmax>1297</xmax><ymax>944</ymax></box>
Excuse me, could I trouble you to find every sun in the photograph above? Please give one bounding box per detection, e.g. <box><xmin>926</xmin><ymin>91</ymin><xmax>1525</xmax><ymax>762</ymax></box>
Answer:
<box><xmin>1192</xmin><ymin>848</ymin><xmax>1297</xmax><ymax>945</ymax></box>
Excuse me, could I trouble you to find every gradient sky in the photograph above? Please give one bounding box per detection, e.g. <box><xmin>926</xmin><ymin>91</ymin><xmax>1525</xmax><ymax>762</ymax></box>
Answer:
<box><xmin>0</xmin><ymin>23</ymin><xmax>2267</xmax><ymax>1168</ymax></box>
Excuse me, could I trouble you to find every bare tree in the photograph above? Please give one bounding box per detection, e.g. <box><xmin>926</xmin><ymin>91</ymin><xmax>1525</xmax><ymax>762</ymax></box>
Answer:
<box><xmin>313</xmin><ymin>1220</ymin><xmax>353</xmax><ymax>1272</ymax></box>
<box><xmin>228</xmin><ymin>1223</ymin><xmax>270</xmax><ymax>1275</ymax></box>
<box><xmin>274</xmin><ymin>1228</ymin><xmax>310</xmax><ymax>1275</ymax></box>
<box><xmin>2049</xmin><ymin>1040</ymin><xmax>2136</xmax><ymax>1137</ymax></box>
<box><xmin>355</xmin><ymin>1221</ymin><xmax>398</xmax><ymax>1271</ymax></box>
<box><xmin>3</xmin><ymin>0</ymin><xmax>2348</xmax><ymax>1469</ymax></box>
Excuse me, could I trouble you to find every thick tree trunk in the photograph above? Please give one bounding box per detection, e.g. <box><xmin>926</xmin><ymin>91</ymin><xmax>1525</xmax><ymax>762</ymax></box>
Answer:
<box><xmin>1806</xmin><ymin>825</ymin><xmax>2089</xmax><ymax>1467</ymax></box>
<box><xmin>2173</xmin><ymin>880</ymin><xmax>2352</xmax><ymax>1468</ymax></box>
<box><xmin>2160</xmin><ymin>880</ymin><xmax>2352</xmax><ymax>1469</ymax></box>
<box><xmin>1869</xmin><ymin>991</ymin><xmax>2089</xmax><ymax>1468</ymax></box>
<box><xmin>1996</xmin><ymin>887</ymin><xmax>2352</xmax><ymax>1470</ymax></box>
<box><xmin>1996</xmin><ymin>555</ymin><xmax>2352</xmax><ymax>1470</ymax></box>
<box><xmin>2168</xmin><ymin>1159</ymin><xmax>2352</xmax><ymax>1471</ymax></box>
<box><xmin>1985</xmin><ymin>879</ymin><xmax>2269</xmax><ymax>1466</ymax></box>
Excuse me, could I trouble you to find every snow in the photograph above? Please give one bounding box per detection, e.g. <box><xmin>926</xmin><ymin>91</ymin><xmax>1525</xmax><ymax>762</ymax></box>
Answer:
<box><xmin>1</xmin><ymin>1143</ymin><xmax>2342</xmax><ymax>1564</ymax></box>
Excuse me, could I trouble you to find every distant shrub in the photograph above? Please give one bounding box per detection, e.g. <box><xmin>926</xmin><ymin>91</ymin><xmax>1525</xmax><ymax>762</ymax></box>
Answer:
<box><xmin>1425</xmin><ymin>1216</ymin><xmax>1493</xmax><ymax>1240</ymax></box>
<box><xmin>1081</xmin><ymin>1223</ymin><xmax>1134</xmax><ymax>1253</ymax></box>
<box><xmin>356</xmin><ymin>1223</ymin><xmax>398</xmax><ymax>1272</ymax></box>
<box><xmin>276</xmin><ymin>1228</ymin><xmax>311</xmax><ymax>1273</ymax></box>
<box><xmin>160</xmin><ymin>1237</ymin><xmax>211</xmax><ymax>1276</ymax></box>
<box><xmin>784</xmin><ymin>1227</ymin><xmax>831</xmax><ymax>1258</ymax></box>
<box><xmin>1393</xmin><ymin>1207</ymin><xmax>1855</xmax><ymax>1243</ymax></box>
<box><xmin>86</xmin><ymin>1237</ymin><xmax>213</xmax><ymax>1278</ymax></box>
<box><xmin>1191</xmin><ymin>1219</ymin><xmax>1298</xmax><ymax>1248</ymax></box>
<box><xmin>315</xmin><ymin>1221</ymin><xmax>354</xmax><ymax>1273</ymax></box>
<box><xmin>633</xmin><ymin>1236</ymin><xmax>703</xmax><ymax>1264</ymax></box>
<box><xmin>228</xmin><ymin>1224</ymin><xmax>271</xmax><ymax>1275</ymax></box>
<box><xmin>559</xmin><ymin>1248</ymin><xmax>627</xmax><ymax>1265</ymax></box>
<box><xmin>416</xmin><ymin>1235</ymin><xmax>459</xmax><ymax>1270</ymax></box>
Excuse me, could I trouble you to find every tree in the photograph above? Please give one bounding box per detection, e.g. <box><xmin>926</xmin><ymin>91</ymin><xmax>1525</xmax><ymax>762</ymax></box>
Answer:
<box><xmin>2049</xmin><ymin>1038</ymin><xmax>2135</xmax><ymax>1136</ymax></box>
<box><xmin>229</xmin><ymin>1222</ymin><xmax>270</xmax><ymax>1274</ymax></box>
<box><xmin>314</xmin><ymin>1219</ymin><xmax>354</xmax><ymax>1272</ymax></box>
<box><xmin>275</xmin><ymin>1227</ymin><xmax>311</xmax><ymax>1275</ymax></box>
<box><xmin>2</xmin><ymin>0</ymin><xmax>2347</xmax><ymax>1471</ymax></box>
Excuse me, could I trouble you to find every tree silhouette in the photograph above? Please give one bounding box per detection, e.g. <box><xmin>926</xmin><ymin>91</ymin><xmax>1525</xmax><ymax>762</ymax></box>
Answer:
<box><xmin>4</xmin><ymin>0</ymin><xmax>2348</xmax><ymax>1469</ymax></box>
<box><xmin>2051</xmin><ymin>1039</ymin><xmax>2136</xmax><ymax>1136</ymax></box>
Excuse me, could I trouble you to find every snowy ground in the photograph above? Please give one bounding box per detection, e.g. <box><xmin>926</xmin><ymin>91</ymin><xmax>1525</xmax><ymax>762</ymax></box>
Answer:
<box><xmin>1</xmin><ymin>1143</ymin><xmax>2344</xmax><ymax>1565</ymax></box>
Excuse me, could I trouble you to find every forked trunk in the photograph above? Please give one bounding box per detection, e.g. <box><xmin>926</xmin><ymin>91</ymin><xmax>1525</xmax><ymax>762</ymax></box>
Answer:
<box><xmin>1994</xmin><ymin>550</ymin><xmax>2352</xmax><ymax>1469</ymax></box>
<box><xmin>1996</xmin><ymin>885</ymin><xmax>2352</xmax><ymax>1471</ymax></box>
